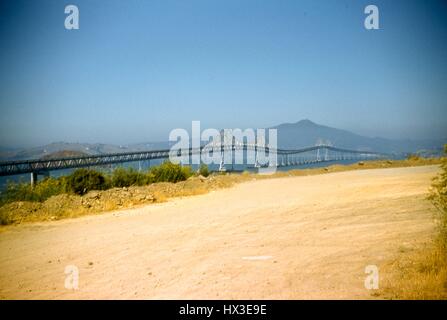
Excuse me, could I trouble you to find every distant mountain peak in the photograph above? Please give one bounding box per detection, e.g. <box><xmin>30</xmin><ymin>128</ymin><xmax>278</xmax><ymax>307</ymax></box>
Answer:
<box><xmin>270</xmin><ymin>119</ymin><xmax>443</xmax><ymax>154</ymax></box>
<box><xmin>274</xmin><ymin>119</ymin><xmax>319</xmax><ymax>129</ymax></box>
<box><xmin>296</xmin><ymin>119</ymin><xmax>316</xmax><ymax>125</ymax></box>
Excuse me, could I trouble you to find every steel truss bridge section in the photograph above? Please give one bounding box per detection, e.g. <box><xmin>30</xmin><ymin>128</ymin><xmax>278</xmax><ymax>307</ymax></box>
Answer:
<box><xmin>0</xmin><ymin>144</ymin><xmax>388</xmax><ymax>178</ymax></box>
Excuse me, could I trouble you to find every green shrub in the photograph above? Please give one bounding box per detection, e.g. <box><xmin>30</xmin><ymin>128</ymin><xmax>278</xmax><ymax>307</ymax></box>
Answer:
<box><xmin>430</xmin><ymin>145</ymin><xmax>447</xmax><ymax>211</ymax></box>
<box><xmin>429</xmin><ymin>145</ymin><xmax>447</xmax><ymax>248</ymax></box>
<box><xmin>407</xmin><ymin>154</ymin><xmax>421</xmax><ymax>161</ymax></box>
<box><xmin>66</xmin><ymin>168</ymin><xmax>107</xmax><ymax>195</ymax></box>
<box><xmin>149</xmin><ymin>161</ymin><xmax>193</xmax><ymax>183</ymax></box>
<box><xmin>0</xmin><ymin>162</ymin><xmax>199</xmax><ymax>205</ymax></box>
<box><xmin>111</xmin><ymin>167</ymin><xmax>148</xmax><ymax>187</ymax></box>
<box><xmin>0</xmin><ymin>177</ymin><xmax>66</xmax><ymax>204</ymax></box>
<box><xmin>198</xmin><ymin>164</ymin><xmax>210</xmax><ymax>177</ymax></box>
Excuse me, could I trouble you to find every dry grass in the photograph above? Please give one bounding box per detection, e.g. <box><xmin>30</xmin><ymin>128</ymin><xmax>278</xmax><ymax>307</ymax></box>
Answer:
<box><xmin>380</xmin><ymin>234</ymin><xmax>447</xmax><ymax>299</ymax></box>
<box><xmin>0</xmin><ymin>157</ymin><xmax>442</xmax><ymax>226</ymax></box>
<box><xmin>378</xmin><ymin>152</ymin><xmax>447</xmax><ymax>300</ymax></box>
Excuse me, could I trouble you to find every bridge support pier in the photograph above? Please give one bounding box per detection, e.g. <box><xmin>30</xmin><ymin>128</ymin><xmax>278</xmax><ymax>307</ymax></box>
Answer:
<box><xmin>31</xmin><ymin>172</ymin><xmax>37</xmax><ymax>187</ymax></box>
<box><xmin>30</xmin><ymin>171</ymin><xmax>50</xmax><ymax>187</ymax></box>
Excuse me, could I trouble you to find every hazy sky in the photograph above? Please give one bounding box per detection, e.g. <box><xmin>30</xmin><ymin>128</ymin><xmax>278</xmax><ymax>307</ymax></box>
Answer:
<box><xmin>0</xmin><ymin>0</ymin><xmax>446</xmax><ymax>147</ymax></box>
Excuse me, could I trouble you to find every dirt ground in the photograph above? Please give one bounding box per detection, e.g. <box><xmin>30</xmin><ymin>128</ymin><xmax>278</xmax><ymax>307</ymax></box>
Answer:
<box><xmin>0</xmin><ymin>165</ymin><xmax>440</xmax><ymax>299</ymax></box>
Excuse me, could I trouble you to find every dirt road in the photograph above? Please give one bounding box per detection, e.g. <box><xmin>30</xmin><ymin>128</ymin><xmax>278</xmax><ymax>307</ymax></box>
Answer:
<box><xmin>0</xmin><ymin>166</ymin><xmax>440</xmax><ymax>299</ymax></box>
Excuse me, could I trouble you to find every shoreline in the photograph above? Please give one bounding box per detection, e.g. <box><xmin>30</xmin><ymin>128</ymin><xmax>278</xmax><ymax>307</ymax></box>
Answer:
<box><xmin>0</xmin><ymin>158</ymin><xmax>442</xmax><ymax>226</ymax></box>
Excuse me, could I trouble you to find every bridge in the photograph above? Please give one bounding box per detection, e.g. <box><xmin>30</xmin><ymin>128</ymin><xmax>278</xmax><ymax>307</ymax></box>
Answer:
<box><xmin>0</xmin><ymin>144</ymin><xmax>388</xmax><ymax>185</ymax></box>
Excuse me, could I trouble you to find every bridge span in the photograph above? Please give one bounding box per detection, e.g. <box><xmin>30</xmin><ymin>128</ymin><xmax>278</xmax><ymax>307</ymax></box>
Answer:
<box><xmin>0</xmin><ymin>144</ymin><xmax>388</xmax><ymax>185</ymax></box>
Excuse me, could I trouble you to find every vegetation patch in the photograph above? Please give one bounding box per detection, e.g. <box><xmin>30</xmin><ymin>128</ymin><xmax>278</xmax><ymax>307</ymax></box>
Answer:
<box><xmin>149</xmin><ymin>161</ymin><xmax>193</xmax><ymax>183</ymax></box>
<box><xmin>66</xmin><ymin>168</ymin><xmax>108</xmax><ymax>195</ymax></box>
<box><xmin>111</xmin><ymin>167</ymin><xmax>149</xmax><ymax>188</ymax></box>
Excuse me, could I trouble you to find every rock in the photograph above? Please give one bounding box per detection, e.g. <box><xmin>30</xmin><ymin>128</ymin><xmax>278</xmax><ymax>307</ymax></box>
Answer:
<box><xmin>82</xmin><ymin>201</ymin><xmax>92</xmax><ymax>208</ymax></box>
<box><xmin>85</xmin><ymin>191</ymin><xmax>101</xmax><ymax>200</ymax></box>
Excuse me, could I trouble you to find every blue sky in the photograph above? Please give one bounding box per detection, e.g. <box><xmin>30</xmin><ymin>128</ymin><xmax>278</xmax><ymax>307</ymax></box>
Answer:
<box><xmin>0</xmin><ymin>0</ymin><xmax>446</xmax><ymax>147</ymax></box>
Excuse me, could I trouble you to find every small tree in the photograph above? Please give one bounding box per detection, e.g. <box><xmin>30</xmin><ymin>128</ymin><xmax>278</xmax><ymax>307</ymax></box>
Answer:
<box><xmin>149</xmin><ymin>161</ymin><xmax>193</xmax><ymax>183</ymax></box>
<box><xmin>66</xmin><ymin>169</ymin><xmax>107</xmax><ymax>195</ymax></box>
<box><xmin>111</xmin><ymin>167</ymin><xmax>147</xmax><ymax>187</ymax></box>
<box><xmin>198</xmin><ymin>164</ymin><xmax>210</xmax><ymax>177</ymax></box>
